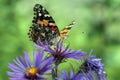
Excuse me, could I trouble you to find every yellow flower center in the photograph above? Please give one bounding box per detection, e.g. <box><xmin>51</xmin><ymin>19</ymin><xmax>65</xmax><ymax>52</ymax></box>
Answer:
<box><xmin>25</xmin><ymin>66</ymin><xmax>39</xmax><ymax>78</ymax></box>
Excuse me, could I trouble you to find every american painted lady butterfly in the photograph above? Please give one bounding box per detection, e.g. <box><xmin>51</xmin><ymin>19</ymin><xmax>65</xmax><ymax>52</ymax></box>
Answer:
<box><xmin>28</xmin><ymin>4</ymin><xmax>75</xmax><ymax>45</ymax></box>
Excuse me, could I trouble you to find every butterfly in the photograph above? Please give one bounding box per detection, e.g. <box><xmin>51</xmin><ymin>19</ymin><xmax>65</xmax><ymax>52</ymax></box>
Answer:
<box><xmin>28</xmin><ymin>4</ymin><xmax>75</xmax><ymax>45</ymax></box>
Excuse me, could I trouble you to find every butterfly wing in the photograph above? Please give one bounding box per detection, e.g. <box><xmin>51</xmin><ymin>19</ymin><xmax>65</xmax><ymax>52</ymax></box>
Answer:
<box><xmin>28</xmin><ymin>4</ymin><xmax>60</xmax><ymax>45</ymax></box>
<box><xmin>60</xmin><ymin>20</ymin><xmax>75</xmax><ymax>40</ymax></box>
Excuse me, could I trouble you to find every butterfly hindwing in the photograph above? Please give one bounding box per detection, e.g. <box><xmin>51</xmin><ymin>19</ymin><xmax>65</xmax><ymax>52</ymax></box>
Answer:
<box><xmin>60</xmin><ymin>20</ymin><xmax>75</xmax><ymax>40</ymax></box>
<box><xmin>28</xmin><ymin>4</ymin><xmax>60</xmax><ymax>45</ymax></box>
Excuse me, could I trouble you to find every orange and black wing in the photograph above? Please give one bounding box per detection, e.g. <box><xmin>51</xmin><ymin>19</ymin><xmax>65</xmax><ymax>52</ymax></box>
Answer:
<box><xmin>28</xmin><ymin>4</ymin><xmax>60</xmax><ymax>45</ymax></box>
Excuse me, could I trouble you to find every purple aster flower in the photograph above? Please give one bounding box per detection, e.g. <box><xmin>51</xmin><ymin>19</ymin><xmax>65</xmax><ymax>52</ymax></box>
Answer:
<box><xmin>7</xmin><ymin>50</ymin><xmax>54</xmax><ymax>80</ymax></box>
<box><xmin>57</xmin><ymin>69</ymin><xmax>106</xmax><ymax>80</ymax></box>
<box><xmin>80</xmin><ymin>50</ymin><xmax>107</xmax><ymax>80</ymax></box>
<box><xmin>37</xmin><ymin>40</ymin><xmax>86</xmax><ymax>65</ymax></box>
<box><xmin>72</xmin><ymin>69</ymin><xmax>107</xmax><ymax>80</ymax></box>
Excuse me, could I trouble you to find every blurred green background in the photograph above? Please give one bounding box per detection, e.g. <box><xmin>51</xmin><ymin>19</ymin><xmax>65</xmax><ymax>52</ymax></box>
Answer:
<box><xmin>0</xmin><ymin>0</ymin><xmax>120</xmax><ymax>80</ymax></box>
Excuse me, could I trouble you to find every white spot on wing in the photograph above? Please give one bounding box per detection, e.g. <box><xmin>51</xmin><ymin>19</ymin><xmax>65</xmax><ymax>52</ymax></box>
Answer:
<box><xmin>39</xmin><ymin>13</ymin><xmax>42</xmax><ymax>16</ymax></box>
<box><xmin>42</xmin><ymin>8</ymin><xmax>45</xmax><ymax>10</ymax></box>
<box><xmin>44</xmin><ymin>14</ymin><xmax>50</xmax><ymax>17</ymax></box>
<box><xmin>41</xmin><ymin>33</ymin><xmax>45</xmax><ymax>37</ymax></box>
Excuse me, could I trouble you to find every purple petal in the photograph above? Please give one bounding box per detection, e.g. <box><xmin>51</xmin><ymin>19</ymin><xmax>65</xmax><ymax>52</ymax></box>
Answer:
<box><xmin>8</xmin><ymin>63</ymin><xmax>24</xmax><ymax>73</ymax></box>
<box><xmin>19</xmin><ymin>56</ymin><xmax>27</xmax><ymax>68</ymax></box>
<box><xmin>34</xmin><ymin>50</ymin><xmax>44</xmax><ymax>67</ymax></box>
<box><xmin>24</xmin><ymin>51</ymin><xmax>31</xmax><ymax>67</ymax></box>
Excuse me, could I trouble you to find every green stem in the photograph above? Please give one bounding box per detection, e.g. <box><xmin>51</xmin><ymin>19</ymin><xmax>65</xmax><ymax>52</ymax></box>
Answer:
<box><xmin>55</xmin><ymin>64</ymin><xmax>58</xmax><ymax>79</ymax></box>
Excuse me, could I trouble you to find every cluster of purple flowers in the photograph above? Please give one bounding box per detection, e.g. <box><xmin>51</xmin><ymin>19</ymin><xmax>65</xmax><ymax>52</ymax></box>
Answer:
<box><xmin>8</xmin><ymin>40</ymin><xmax>107</xmax><ymax>80</ymax></box>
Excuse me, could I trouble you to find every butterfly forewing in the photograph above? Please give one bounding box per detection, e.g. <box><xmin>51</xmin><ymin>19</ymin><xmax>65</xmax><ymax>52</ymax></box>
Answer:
<box><xmin>28</xmin><ymin>4</ymin><xmax>60</xmax><ymax>45</ymax></box>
